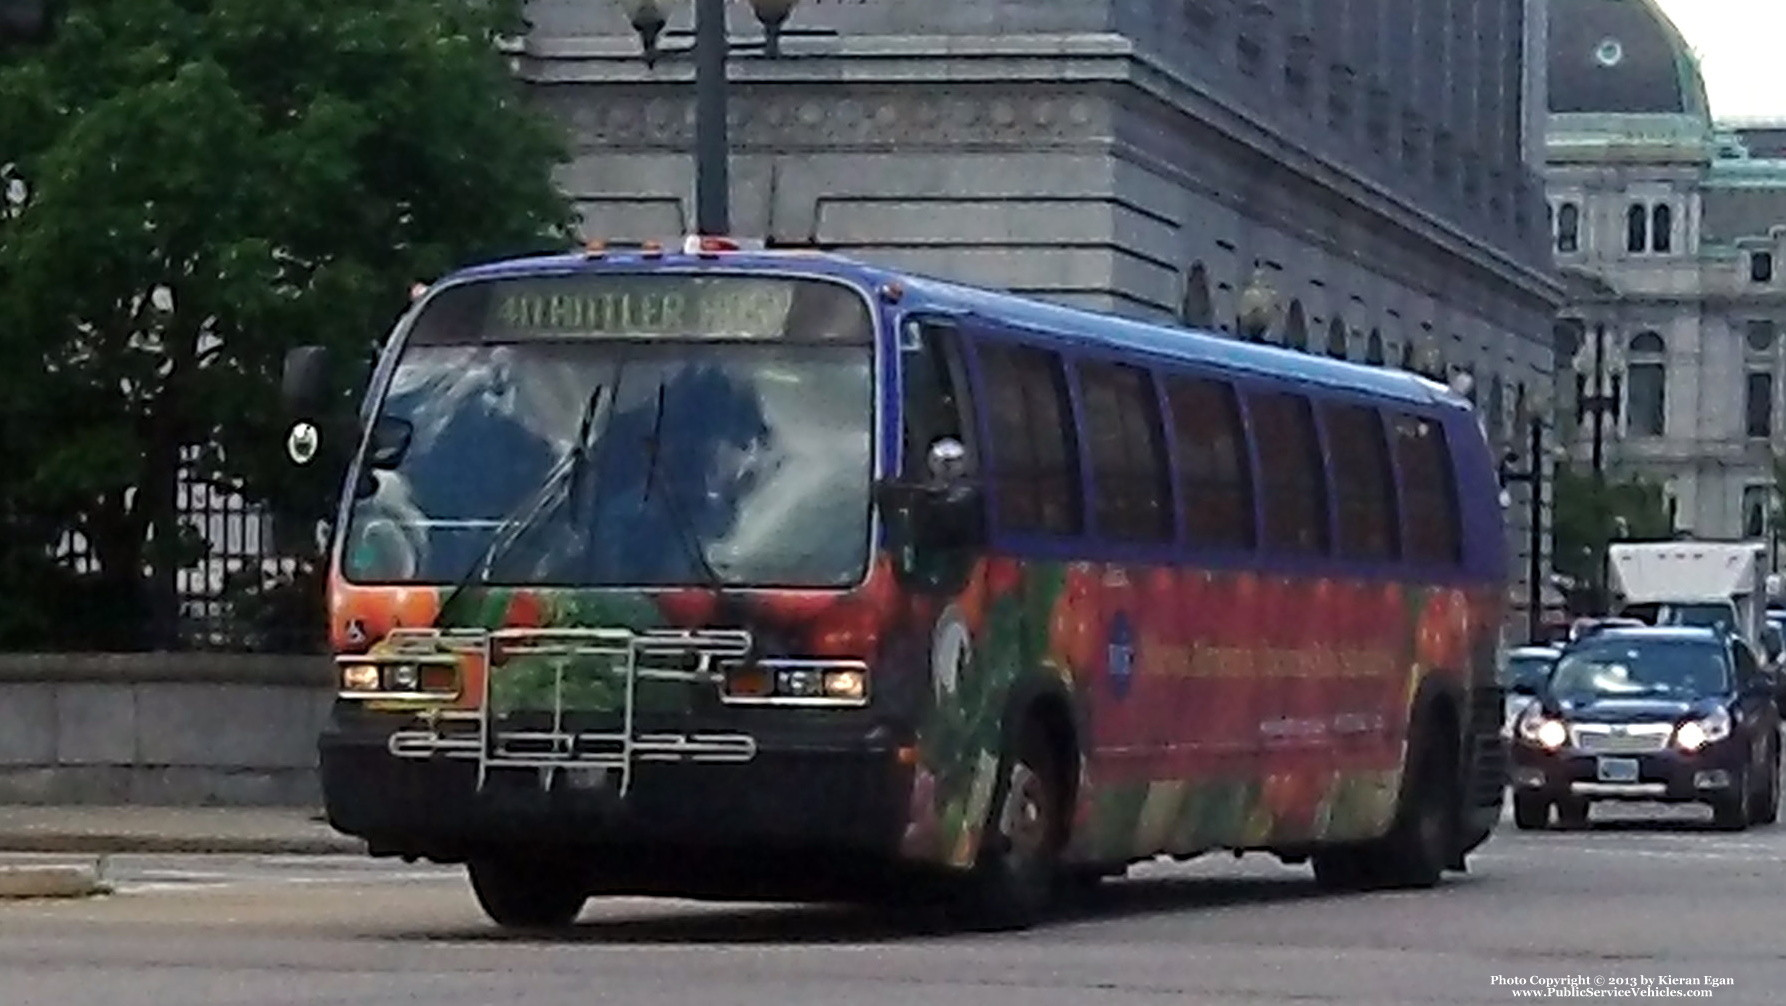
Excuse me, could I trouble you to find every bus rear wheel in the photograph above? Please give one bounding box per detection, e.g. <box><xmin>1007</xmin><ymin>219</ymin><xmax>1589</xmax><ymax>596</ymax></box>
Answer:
<box><xmin>1341</xmin><ymin>721</ymin><xmax>1456</xmax><ymax>890</ymax></box>
<box><xmin>468</xmin><ymin>855</ymin><xmax>589</xmax><ymax>930</ymax></box>
<box><xmin>954</xmin><ymin>722</ymin><xmax>1065</xmax><ymax>932</ymax></box>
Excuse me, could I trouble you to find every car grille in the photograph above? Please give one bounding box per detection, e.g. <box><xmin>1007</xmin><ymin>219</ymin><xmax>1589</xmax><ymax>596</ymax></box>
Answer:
<box><xmin>1571</xmin><ymin>724</ymin><xmax>1673</xmax><ymax>754</ymax></box>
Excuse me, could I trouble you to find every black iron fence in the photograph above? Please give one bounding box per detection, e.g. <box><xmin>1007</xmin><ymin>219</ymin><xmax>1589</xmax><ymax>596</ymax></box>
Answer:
<box><xmin>41</xmin><ymin>453</ymin><xmax>328</xmax><ymax>655</ymax></box>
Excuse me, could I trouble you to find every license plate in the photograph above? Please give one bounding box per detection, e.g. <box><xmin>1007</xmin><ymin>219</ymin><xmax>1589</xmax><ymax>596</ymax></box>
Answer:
<box><xmin>1597</xmin><ymin>757</ymin><xmax>1640</xmax><ymax>783</ymax></box>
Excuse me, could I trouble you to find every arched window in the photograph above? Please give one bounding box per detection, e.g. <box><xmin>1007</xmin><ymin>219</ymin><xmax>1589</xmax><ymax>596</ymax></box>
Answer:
<box><xmin>1651</xmin><ymin>204</ymin><xmax>1673</xmax><ymax>253</ymax></box>
<box><xmin>1626</xmin><ymin>203</ymin><xmax>1648</xmax><ymax>253</ymax></box>
<box><xmin>1180</xmin><ymin>263</ymin><xmax>1214</xmax><ymax>328</ymax></box>
<box><xmin>1557</xmin><ymin>202</ymin><xmax>1580</xmax><ymax>253</ymax></box>
<box><xmin>1487</xmin><ymin>376</ymin><xmax>1505</xmax><ymax>442</ymax></box>
<box><xmin>1284</xmin><ymin>301</ymin><xmax>1308</xmax><ymax>351</ymax></box>
<box><xmin>1399</xmin><ymin>341</ymin><xmax>1415</xmax><ymax>371</ymax></box>
<box><xmin>1365</xmin><ymin>328</ymin><xmax>1385</xmax><ymax>365</ymax></box>
<box><xmin>1626</xmin><ymin>330</ymin><xmax>1666</xmax><ymax>437</ymax></box>
<box><xmin>1325</xmin><ymin>317</ymin><xmax>1348</xmax><ymax>358</ymax></box>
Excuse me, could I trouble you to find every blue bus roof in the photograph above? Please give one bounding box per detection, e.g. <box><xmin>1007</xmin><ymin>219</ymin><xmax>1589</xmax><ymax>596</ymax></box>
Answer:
<box><xmin>444</xmin><ymin>249</ymin><xmax>1463</xmax><ymax>412</ymax></box>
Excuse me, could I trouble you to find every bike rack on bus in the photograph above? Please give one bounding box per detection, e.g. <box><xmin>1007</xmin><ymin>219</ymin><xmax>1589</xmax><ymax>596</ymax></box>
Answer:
<box><xmin>368</xmin><ymin>626</ymin><xmax>757</xmax><ymax>797</ymax></box>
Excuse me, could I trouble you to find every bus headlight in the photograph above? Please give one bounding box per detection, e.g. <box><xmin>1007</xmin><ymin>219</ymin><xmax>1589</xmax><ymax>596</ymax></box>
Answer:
<box><xmin>341</xmin><ymin>664</ymin><xmax>381</xmax><ymax>693</ymax></box>
<box><xmin>339</xmin><ymin>661</ymin><xmax>459</xmax><ymax>698</ymax></box>
<box><xmin>823</xmin><ymin>668</ymin><xmax>867</xmax><ymax>701</ymax></box>
<box><xmin>720</xmin><ymin>660</ymin><xmax>870</xmax><ymax>705</ymax></box>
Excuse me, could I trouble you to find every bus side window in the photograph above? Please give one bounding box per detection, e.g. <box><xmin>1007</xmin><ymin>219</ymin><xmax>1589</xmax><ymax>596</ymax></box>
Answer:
<box><xmin>1247</xmin><ymin>389</ymin><xmax>1330</xmax><ymax>555</ymax></box>
<box><xmin>1389</xmin><ymin>412</ymin><xmax>1463</xmax><ymax>565</ymax></box>
<box><xmin>978</xmin><ymin>341</ymin><xmax>1084</xmax><ymax>535</ymax></box>
<box><xmin>899</xmin><ymin>318</ymin><xmax>973</xmax><ymax>482</ymax></box>
<box><xmin>1322</xmin><ymin>403</ymin><xmax>1401</xmax><ymax>561</ymax></box>
<box><xmin>1165</xmin><ymin>375</ymin><xmax>1256</xmax><ymax>549</ymax></box>
<box><xmin>1077</xmin><ymin>359</ymin><xmax>1173</xmax><ymax>542</ymax></box>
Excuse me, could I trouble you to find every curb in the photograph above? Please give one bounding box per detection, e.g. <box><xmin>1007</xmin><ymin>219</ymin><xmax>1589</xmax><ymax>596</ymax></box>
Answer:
<box><xmin>0</xmin><ymin>865</ymin><xmax>109</xmax><ymax>900</ymax></box>
<box><xmin>0</xmin><ymin>833</ymin><xmax>365</xmax><ymax>856</ymax></box>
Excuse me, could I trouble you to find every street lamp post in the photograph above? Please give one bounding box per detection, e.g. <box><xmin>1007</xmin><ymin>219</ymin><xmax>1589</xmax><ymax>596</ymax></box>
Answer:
<box><xmin>1577</xmin><ymin>321</ymin><xmax>1621</xmax><ymax>614</ymax></box>
<box><xmin>616</xmin><ymin>0</ymin><xmax>807</xmax><ymax>238</ymax></box>
<box><xmin>1501</xmin><ymin>415</ymin><xmax>1550</xmax><ymax>643</ymax></box>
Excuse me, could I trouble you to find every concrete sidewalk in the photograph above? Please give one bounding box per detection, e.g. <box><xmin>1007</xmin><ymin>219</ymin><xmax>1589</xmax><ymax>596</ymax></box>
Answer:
<box><xmin>0</xmin><ymin>807</ymin><xmax>364</xmax><ymax>856</ymax></box>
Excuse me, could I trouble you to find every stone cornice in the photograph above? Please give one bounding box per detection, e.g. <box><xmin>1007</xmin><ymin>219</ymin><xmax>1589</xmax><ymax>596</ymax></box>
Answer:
<box><xmin>515</xmin><ymin>32</ymin><xmax>1563</xmax><ymax>311</ymax></box>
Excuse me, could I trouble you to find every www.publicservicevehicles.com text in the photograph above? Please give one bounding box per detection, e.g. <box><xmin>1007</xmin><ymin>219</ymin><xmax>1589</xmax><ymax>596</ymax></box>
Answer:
<box><xmin>1492</xmin><ymin>976</ymin><xmax>1731</xmax><ymax>997</ymax></box>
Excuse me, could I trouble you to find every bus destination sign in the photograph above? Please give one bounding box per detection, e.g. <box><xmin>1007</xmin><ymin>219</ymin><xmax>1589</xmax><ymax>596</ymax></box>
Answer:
<box><xmin>489</xmin><ymin>275</ymin><xmax>799</xmax><ymax>341</ymax></box>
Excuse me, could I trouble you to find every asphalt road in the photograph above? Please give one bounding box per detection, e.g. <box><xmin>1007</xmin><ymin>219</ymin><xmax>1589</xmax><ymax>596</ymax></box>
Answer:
<box><xmin>0</xmin><ymin>805</ymin><xmax>1776</xmax><ymax>1006</ymax></box>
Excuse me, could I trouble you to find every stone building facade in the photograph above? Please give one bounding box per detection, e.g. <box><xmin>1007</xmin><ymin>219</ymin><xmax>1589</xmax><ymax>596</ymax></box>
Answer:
<box><xmin>1544</xmin><ymin>0</ymin><xmax>1786</xmax><ymax>556</ymax></box>
<box><xmin>512</xmin><ymin>0</ymin><xmax>1563</xmax><ymax>626</ymax></box>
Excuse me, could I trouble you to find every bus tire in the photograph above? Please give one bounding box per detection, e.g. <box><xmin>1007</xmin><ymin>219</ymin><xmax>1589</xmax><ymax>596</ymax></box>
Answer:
<box><xmin>955</xmin><ymin>720</ymin><xmax>1064</xmax><ymax>932</ymax></box>
<box><xmin>1361</xmin><ymin>715</ymin><xmax>1456</xmax><ymax>889</ymax></box>
<box><xmin>1310</xmin><ymin>849</ymin><xmax>1372</xmax><ymax>890</ymax></box>
<box><xmin>467</xmin><ymin>855</ymin><xmax>588</xmax><ymax>930</ymax></box>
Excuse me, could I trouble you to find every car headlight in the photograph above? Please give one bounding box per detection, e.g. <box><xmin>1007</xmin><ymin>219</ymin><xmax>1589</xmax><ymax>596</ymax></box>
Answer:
<box><xmin>1517</xmin><ymin>708</ymin><xmax>1569</xmax><ymax>751</ymax></box>
<box><xmin>1675</xmin><ymin>707</ymin><xmax>1733</xmax><ymax>752</ymax></box>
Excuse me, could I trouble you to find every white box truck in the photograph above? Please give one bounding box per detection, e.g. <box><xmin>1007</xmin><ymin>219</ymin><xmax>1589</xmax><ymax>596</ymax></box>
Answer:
<box><xmin>1607</xmin><ymin>541</ymin><xmax>1768</xmax><ymax>647</ymax></box>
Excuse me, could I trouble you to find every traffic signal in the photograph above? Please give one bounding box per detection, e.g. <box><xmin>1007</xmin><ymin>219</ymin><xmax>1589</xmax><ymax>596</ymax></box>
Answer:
<box><xmin>0</xmin><ymin>0</ymin><xmax>49</xmax><ymax>45</ymax></box>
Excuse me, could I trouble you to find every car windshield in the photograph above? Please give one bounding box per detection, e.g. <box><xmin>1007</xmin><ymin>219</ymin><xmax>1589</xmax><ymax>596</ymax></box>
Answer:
<box><xmin>340</xmin><ymin>272</ymin><xmax>877</xmax><ymax>588</ymax></box>
<box><xmin>1500</xmin><ymin>654</ymin><xmax>1554</xmax><ymax>691</ymax></box>
<box><xmin>1548</xmin><ymin>640</ymin><xmax>1729</xmax><ymax>702</ymax></box>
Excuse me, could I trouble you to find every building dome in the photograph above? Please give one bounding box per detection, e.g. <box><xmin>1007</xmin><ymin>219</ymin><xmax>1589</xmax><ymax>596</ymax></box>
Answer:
<box><xmin>1547</xmin><ymin>0</ymin><xmax>1711</xmax><ymax>119</ymax></box>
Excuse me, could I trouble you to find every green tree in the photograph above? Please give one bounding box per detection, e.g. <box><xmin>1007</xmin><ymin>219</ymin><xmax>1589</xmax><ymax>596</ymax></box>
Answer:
<box><xmin>0</xmin><ymin>0</ymin><xmax>575</xmax><ymax>649</ymax></box>
<box><xmin>1550</xmin><ymin>463</ymin><xmax>1675</xmax><ymax>602</ymax></box>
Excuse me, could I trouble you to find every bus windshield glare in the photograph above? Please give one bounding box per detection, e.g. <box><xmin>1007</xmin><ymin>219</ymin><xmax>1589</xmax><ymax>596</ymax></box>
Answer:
<box><xmin>341</xmin><ymin>273</ymin><xmax>876</xmax><ymax>589</ymax></box>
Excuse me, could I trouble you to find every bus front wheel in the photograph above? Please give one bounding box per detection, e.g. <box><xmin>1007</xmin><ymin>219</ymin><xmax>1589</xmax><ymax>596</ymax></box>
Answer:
<box><xmin>468</xmin><ymin>855</ymin><xmax>589</xmax><ymax>930</ymax></box>
<box><xmin>954</xmin><ymin>721</ymin><xmax>1065</xmax><ymax>931</ymax></box>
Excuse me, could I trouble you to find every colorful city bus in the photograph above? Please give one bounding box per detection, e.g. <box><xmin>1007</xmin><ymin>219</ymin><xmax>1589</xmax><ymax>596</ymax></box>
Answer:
<box><xmin>280</xmin><ymin>236</ymin><xmax>1509</xmax><ymax>931</ymax></box>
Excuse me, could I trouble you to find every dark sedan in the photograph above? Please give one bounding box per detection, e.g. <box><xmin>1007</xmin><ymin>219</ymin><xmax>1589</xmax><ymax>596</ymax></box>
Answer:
<box><xmin>1508</xmin><ymin>626</ymin><xmax>1781</xmax><ymax>831</ymax></box>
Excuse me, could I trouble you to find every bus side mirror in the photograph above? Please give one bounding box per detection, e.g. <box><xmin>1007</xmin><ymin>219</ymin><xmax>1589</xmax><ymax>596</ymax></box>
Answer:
<box><xmin>876</xmin><ymin>438</ymin><xmax>987</xmax><ymax>551</ymax></box>
<box><xmin>281</xmin><ymin>345</ymin><xmax>330</xmax><ymax>415</ymax></box>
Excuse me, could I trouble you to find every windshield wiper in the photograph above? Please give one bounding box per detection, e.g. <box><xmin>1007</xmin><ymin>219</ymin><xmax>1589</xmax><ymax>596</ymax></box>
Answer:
<box><xmin>640</xmin><ymin>378</ymin><xmax>728</xmax><ymax>590</ymax></box>
<box><xmin>434</xmin><ymin>384</ymin><xmax>608</xmax><ymax>626</ymax></box>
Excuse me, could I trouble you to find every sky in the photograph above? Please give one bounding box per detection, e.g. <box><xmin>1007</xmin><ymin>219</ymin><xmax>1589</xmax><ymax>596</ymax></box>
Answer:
<box><xmin>1652</xmin><ymin>0</ymin><xmax>1786</xmax><ymax>121</ymax></box>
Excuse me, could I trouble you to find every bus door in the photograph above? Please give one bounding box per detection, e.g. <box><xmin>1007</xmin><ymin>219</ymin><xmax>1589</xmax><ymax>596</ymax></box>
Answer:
<box><xmin>887</xmin><ymin>314</ymin><xmax>983</xmax><ymax>597</ymax></box>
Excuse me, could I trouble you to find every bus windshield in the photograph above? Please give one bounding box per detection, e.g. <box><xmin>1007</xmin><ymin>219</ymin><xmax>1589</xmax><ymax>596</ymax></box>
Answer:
<box><xmin>341</xmin><ymin>272</ymin><xmax>877</xmax><ymax>588</ymax></box>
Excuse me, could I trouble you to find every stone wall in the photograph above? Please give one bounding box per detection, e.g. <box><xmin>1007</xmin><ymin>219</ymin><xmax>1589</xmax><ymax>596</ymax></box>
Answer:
<box><xmin>0</xmin><ymin>654</ymin><xmax>332</xmax><ymax>806</ymax></box>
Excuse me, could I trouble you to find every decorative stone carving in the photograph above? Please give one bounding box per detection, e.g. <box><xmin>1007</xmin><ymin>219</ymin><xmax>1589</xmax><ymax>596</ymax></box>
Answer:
<box><xmin>535</xmin><ymin>85</ymin><xmax>1111</xmax><ymax>153</ymax></box>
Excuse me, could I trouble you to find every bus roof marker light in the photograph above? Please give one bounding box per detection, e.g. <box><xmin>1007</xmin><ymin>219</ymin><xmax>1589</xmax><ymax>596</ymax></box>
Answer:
<box><xmin>409</xmin><ymin>282</ymin><xmax>428</xmax><ymax>302</ymax></box>
<box><xmin>583</xmin><ymin>239</ymin><xmax>608</xmax><ymax>258</ymax></box>
<box><xmin>640</xmin><ymin>240</ymin><xmax>665</xmax><ymax>258</ymax></box>
<box><xmin>878</xmin><ymin>282</ymin><xmax>905</xmax><ymax>304</ymax></box>
<box><xmin>686</xmin><ymin>235</ymin><xmax>740</xmax><ymax>257</ymax></box>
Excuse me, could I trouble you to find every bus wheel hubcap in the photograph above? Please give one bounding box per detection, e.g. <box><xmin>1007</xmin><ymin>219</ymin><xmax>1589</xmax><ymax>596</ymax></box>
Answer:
<box><xmin>1002</xmin><ymin>763</ymin><xmax>1047</xmax><ymax>864</ymax></box>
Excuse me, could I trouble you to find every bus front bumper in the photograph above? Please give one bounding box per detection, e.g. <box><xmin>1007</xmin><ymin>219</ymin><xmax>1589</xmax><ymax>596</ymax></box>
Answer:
<box><xmin>317</xmin><ymin>713</ymin><xmax>912</xmax><ymax>866</ymax></box>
